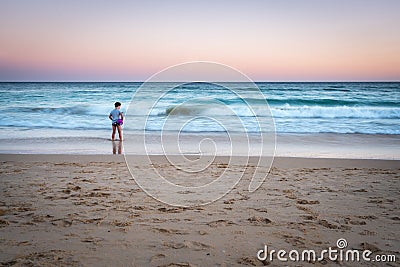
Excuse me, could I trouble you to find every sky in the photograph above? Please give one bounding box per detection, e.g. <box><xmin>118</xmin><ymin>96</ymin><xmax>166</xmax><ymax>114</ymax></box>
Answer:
<box><xmin>0</xmin><ymin>0</ymin><xmax>399</xmax><ymax>81</ymax></box>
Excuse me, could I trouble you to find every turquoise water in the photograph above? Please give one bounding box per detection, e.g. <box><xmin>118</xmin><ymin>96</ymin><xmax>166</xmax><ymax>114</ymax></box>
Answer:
<box><xmin>0</xmin><ymin>82</ymin><xmax>399</xmax><ymax>139</ymax></box>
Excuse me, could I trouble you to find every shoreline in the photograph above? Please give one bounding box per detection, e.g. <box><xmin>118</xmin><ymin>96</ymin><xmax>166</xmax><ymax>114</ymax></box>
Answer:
<box><xmin>0</xmin><ymin>132</ymin><xmax>399</xmax><ymax>160</ymax></box>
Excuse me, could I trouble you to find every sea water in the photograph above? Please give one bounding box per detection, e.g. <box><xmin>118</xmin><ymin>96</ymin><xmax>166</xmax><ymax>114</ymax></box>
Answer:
<box><xmin>0</xmin><ymin>82</ymin><xmax>399</xmax><ymax>156</ymax></box>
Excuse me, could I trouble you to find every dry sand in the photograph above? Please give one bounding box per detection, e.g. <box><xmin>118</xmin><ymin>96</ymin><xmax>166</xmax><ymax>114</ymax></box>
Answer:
<box><xmin>0</xmin><ymin>155</ymin><xmax>399</xmax><ymax>266</ymax></box>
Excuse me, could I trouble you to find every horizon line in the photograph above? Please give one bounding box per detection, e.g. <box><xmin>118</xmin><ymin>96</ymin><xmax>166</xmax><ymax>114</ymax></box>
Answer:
<box><xmin>0</xmin><ymin>80</ymin><xmax>399</xmax><ymax>83</ymax></box>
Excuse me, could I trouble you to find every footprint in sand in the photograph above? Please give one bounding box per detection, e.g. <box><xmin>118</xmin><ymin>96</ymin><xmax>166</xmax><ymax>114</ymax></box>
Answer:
<box><xmin>357</xmin><ymin>215</ymin><xmax>377</xmax><ymax>220</ymax></box>
<box><xmin>360</xmin><ymin>242</ymin><xmax>381</xmax><ymax>253</ymax></box>
<box><xmin>283</xmin><ymin>234</ymin><xmax>306</xmax><ymax>247</ymax></box>
<box><xmin>158</xmin><ymin>207</ymin><xmax>185</xmax><ymax>213</ymax></box>
<box><xmin>111</xmin><ymin>220</ymin><xmax>133</xmax><ymax>227</ymax></box>
<box><xmin>184</xmin><ymin>240</ymin><xmax>213</xmax><ymax>251</ymax></box>
<box><xmin>359</xmin><ymin>230</ymin><xmax>376</xmax><ymax>236</ymax></box>
<box><xmin>251</xmin><ymin>207</ymin><xmax>268</xmax><ymax>213</ymax></box>
<box><xmin>152</xmin><ymin>218</ymin><xmax>168</xmax><ymax>223</ymax></box>
<box><xmin>133</xmin><ymin>205</ymin><xmax>146</xmax><ymax>210</ymax></box>
<box><xmin>163</xmin><ymin>241</ymin><xmax>186</xmax><ymax>249</ymax></box>
<box><xmin>237</xmin><ymin>256</ymin><xmax>262</xmax><ymax>266</ymax></box>
<box><xmin>67</xmin><ymin>184</ymin><xmax>81</xmax><ymax>191</ymax></box>
<box><xmin>247</xmin><ymin>216</ymin><xmax>272</xmax><ymax>225</ymax></box>
<box><xmin>207</xmin><ymin>219</ymin><xmax>236</xmax><ymax>227</ymax></box>
<box><xmin>177</xmin><ymin>190</ymin><xmax>195</xmax><ymax>194</ymax></box>
<box><xmin>163</xmin><ymin>240</ymin><xmax>212</xmax><ymax>251</ymax></box>
<box><xmin>0</xmin><ymin>219</ymin><xmax>10</xmax><ymax>226</ymax></box>
<box><xmin>0</xmin><ymin>250</ymin><xmax>79</xmax><ymax>266</ymax></box>
<box><xmin>296</xmin><ymin>199</ymin><xmax>320</xmax><ymax>205</ymax></box>
<box><xmin>353</xmin><ymin>188</ymin><xmax>368</xmax><ymax>192</ymax></box>
<box><xmin>300</xmin><ymin>215</ymin><xmax>316</xmax><ymax>220</ymax></box>
<box><xmin>51</xmin><ymin>219</ymin><xmax>72</xmax><ymax>227</ymax></box>
<box><xmin>153</xmin><ymin>228</ymin><xmax>189</xmax><ymax>235</ymax></box>
<box><xmin>150</xmin><ymin>253</ymin><xmax>166</xmax><ymax>264</ymax></box>
<box><xmin>343</xmin><ymin>218</ymin><xmax>366</xmax><ymax>225</ymax></box>
<box><xmin>318</xmin><ymin>219</ymin><xmax>341</xmax><ymax>229</ymax></box>
<box><xmin>282</xmin><ymin>189</ymin><xmax>297</xmax><ymax>200</ymax></box>
<box><xmin>81</xmin><ymin>236</ymin><xmax>104</xmax><ymax>244</ymax></box>
<box><xmin>158</xmin><ymin>262</ymin><xmax>195</xmax><ymax>267</ymax></box>
<box><xmin>86</xmin><ymin>191</ymin><xmax>111</xmax><ymax>197</ymax></box>
<box><xmin>223</xmin><ymin>199</ymin><xmax>235</xmax><ymax>204</ymax></box>
<box><xmin>32</xmin><ymin>214</ymin><xmax>53</xmax><ymax>223</ymax></box>
<box><xmin>198</xmin><ymin>230</ymin><xmax>208</xmax><ymax>235</ymax></box>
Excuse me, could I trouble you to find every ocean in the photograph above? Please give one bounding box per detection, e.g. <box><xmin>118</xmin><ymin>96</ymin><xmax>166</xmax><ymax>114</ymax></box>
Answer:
<box><xmin>0</xmin><ymin>82</ymin><xmax>399</xmax><ymax>156</ymax></box>
<box><xmin>0</xmin><ymin>82</ymin><xmax>399</xmax><ymax>135</ymax></box>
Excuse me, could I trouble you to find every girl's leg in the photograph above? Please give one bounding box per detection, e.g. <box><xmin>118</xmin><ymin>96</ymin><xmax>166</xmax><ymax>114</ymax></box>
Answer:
<box><xmin>111</xmin><ymin>125</ymin><xmax>116</xmax><ymax>140</ymax></box>
<box><xmin>117</xmin><ymin>125</ymin><xmax>123</xmax><ymax>141</ymax></box>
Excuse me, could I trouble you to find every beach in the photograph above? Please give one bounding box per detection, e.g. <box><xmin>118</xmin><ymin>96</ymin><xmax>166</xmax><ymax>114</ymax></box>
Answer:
<box><xmin>1</xmin><ymin>0</ymin><xmax>400</xmax><ymax>265</ymax></box>
<box><xmin>0</xmin><ymin>82</ymin><xmax>399</xmax><ymax>265</ymax></box>
<box><xmin>0</xmin><ymin>154</ymin><xmax>398</xmax><ymax>266</ymax></box>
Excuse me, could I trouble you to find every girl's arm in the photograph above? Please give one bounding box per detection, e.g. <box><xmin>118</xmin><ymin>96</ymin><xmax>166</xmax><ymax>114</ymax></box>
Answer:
<box><xmin>120</xmin><ymin>112</ymin><xmax>124</xmax><ymax>120</ymax></box>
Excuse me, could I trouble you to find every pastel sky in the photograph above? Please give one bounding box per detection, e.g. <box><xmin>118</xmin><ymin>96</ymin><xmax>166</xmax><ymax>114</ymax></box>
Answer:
<box><xmin>0</xmin><ymin>0</ymin><xmax>399</xmax><ymax>81</ymax></box>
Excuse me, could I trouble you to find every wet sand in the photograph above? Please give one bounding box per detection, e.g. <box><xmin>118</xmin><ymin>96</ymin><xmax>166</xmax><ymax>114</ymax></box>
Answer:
<box><xmin>1</xmin><ymin>133</ymin><xmax>399</xmax><ymax>160</ymax></box>
<box><xmin>0</xmin><ymin>155</ymin><xmax>399</xmax><ymax>266</ymax></box>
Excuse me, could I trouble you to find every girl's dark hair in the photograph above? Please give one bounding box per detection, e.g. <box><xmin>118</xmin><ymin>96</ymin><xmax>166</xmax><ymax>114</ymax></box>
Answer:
<box><xmin>114</xmin><ymin>102</ymin><xmax>121</xmax><ymax>107</ymax></box>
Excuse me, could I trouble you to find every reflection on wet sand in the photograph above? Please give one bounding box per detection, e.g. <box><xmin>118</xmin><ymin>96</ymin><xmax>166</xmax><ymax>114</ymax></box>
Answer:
<box><xmin>112</xmin><ymin>141</ymin><xmax>122</xmax><ymax>154</ymax></box>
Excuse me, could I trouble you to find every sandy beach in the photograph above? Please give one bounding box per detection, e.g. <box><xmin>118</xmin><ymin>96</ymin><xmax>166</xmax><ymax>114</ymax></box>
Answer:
<box><xmin>0</xmin><ymin>154</ymin><xmax>398</xmax><ymax>266</ymax></box>
<box><xmin>1</xmin><ymin>0</ymin><xmax>400</xmax><ymax>265</ymax></box>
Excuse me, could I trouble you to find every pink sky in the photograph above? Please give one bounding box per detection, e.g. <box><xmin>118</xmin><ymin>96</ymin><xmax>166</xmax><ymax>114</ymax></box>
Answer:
<box><xmin>0</xmin><ymin>0</ymin><xmax>399</xmax><ymax>81</ymax></box>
